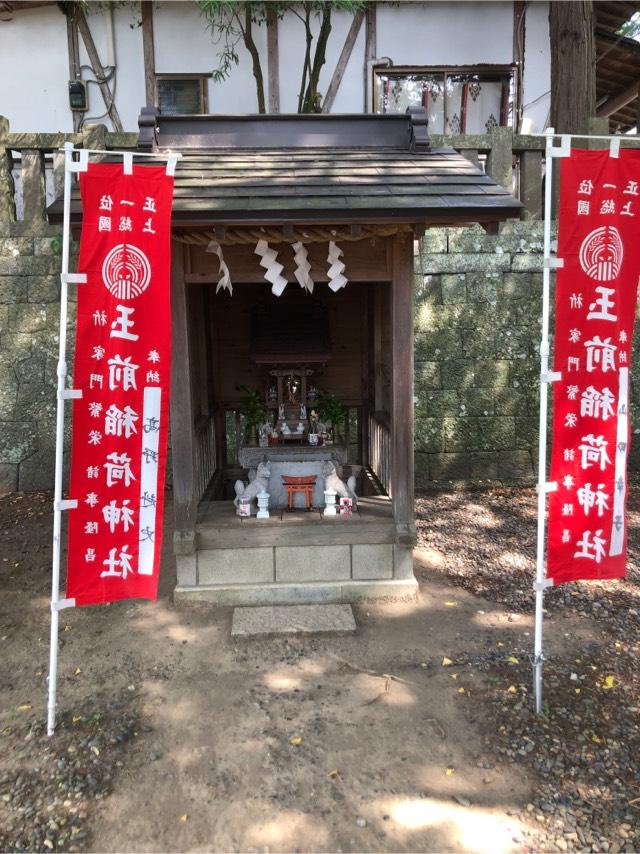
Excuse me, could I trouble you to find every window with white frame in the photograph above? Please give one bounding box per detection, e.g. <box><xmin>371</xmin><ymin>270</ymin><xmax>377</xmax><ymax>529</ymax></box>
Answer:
<box><xmin>375</xmin><ymin>67</ymin><xmax>515</xmax><ymax>134</ymax></box>
<box><xmin>156</xmin><ymin>76</ymin><xmax>208</xmax><ymax>115</ymax></box>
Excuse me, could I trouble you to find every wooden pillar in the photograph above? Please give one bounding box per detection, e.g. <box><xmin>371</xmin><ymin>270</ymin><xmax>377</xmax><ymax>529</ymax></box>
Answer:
<box><xmin>170</xmin><ymin>240</ymin><xmax>197</xmax><ymax>554</ymax></box>
<box><xmin>141</xmin><ymin>1</ymin><xmax>156</xmax><ymax>108</ymax></box>
<box><xmin>266</xmin><ymin>6</ymin><xmax>279</xmax><ymax>113</ymax></box>
<box><xmin>364</xmin><ymin>3</ymin><xmax>376</xmax><ymax>112</ymax></box>
<box><xmin>0</xmin><ymin>116</ymin><xmax>16</xmax><ymax>228</ymax></box>
<box><xmin>520</xmin><ymin>149</ymin><xmax>543</xmax><ymax>219</ymax></box>
<box><xmin>391</xmin><ymin>233</ymin><xmax>416</xmax><ymax>576</ymax></box>
<box><xmin>486</xmin><ymin>126</ymin><xmax>513</xmax><ymax>191</ymax></box>
<box><xmin>21</xmin><ymin>150</ymin><xmax>46</xmax><ymax>225</ymax></box>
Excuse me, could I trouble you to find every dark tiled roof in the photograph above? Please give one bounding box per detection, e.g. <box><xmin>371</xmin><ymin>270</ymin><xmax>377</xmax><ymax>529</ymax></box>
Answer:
<box><xmin>49</xmin><ymin>113</ymin><xmax>523</xmax><ymax>228</ymax></box>
<box><xmin>161</xmin><ymin>146</ymin><xmax>521</xmax><ymax>227</ymax></box>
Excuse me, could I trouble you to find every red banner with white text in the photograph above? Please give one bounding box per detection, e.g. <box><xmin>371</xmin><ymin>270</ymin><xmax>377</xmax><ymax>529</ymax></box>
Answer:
<box><xmin>66</xmin><ymin>163</ymin><xmax>174</xmax><ymax>606</ymax></box>
<box><xmin>547</xmin><ymin>149</ymin><xmax>639</xmax><ymax>585</ymax></box>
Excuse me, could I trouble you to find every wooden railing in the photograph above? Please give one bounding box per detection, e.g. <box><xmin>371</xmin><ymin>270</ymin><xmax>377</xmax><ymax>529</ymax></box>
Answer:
<box><xmin>0</xmin><ymin>117</ymin><xmax>138</xmax><ymax>230</ymax></box>
<box><xmin>194</xmin><ymin>415</ymin><xmax>216</xmax><ymax>502</ymax></box>
<box><xmin>5</xmin><ymin>113</ymin><xmax>640</xmax><ymax>230</ymax></box>
<box><xmin>368</xmin><ymin>412</ymin><xmax>390</xmax><ymax>495</ymax></box>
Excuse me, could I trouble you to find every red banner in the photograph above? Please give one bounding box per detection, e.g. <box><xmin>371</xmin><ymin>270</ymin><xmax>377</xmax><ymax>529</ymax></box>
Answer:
<box><xmin>547</xmin><ymin>149</ymin><xmax>640</xmax><ymax>585</ymax></box>
<box><xmin>66</xmin><ymin>163</ymin><xmax>174</xmax><ymax>606</ymax></box>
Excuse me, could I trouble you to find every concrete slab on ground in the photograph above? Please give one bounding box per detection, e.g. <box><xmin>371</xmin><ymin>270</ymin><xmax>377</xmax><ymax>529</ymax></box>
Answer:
<box><xmin>231</xmin><ymin>603</ymin><xmax>356</xmax><ymax>637</ymax></box>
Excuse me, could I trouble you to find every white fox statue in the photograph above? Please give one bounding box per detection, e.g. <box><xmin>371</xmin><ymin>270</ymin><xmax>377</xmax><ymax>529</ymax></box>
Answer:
<box><xmin>321</xmin><ymin>461</ymin><xmax>357</xmax><ymax>507</ymax></box>
<box><xmin>234</xmin><ymin>460</ymin><xmax>271</xmax><ymax>515</ymax></box>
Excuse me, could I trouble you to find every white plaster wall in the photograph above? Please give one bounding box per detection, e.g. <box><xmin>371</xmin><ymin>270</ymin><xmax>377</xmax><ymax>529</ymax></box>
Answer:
<box><xmin>276</xmin><ymin>8</ymin><xmax>366</xmax><ymax>113</ymax></box>
<box><xmin>376</xmin><ymin>1</ymin><xmax>514</xmax><ymax>66</ymax></box>
<box><xmin>152</xmin><ymin>1</ymin><xmax>268</xmax><ymax>113</ymax></box>
<box><xmin>521</xmin><ymin>1</ymin><xmax>550</xmax><ymax>132</ymax></box>
<box><xmin>0</xmin><ymin>1</ymin><xmax>551</xmax><ymax>132</ymax></box>
<box><xmin>0</xmin><ymin>6</ymin><xmax>71</xmax><ymax>132</ymax></box>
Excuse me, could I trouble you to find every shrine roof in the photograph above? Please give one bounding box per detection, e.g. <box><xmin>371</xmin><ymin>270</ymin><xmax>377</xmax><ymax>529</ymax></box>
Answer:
<box><xmin>48</xmin><ymin>111</ymin><xmax>523</xmax><ymax>229</ymax></box>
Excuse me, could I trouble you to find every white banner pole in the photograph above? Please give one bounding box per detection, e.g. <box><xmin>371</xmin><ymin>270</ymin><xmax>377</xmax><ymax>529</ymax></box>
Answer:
<box><xmin>533</xmin><ymin>127</ymin><xmax>557</xmax><ymax>715</ymax></box>
<box><xmin>45</xmin><ymin>145</ymin><xmax>179</xmax><ymax>735</ymax></box>
<box><xmin>47</xmin><ymin>142</ymin><xmax>76</xmax><ymax>736</ymax></box>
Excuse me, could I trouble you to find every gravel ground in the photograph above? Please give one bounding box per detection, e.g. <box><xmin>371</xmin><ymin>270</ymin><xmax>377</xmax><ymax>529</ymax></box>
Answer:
<box><xmin>416</xmin><ymin>485</ymin><xmax>640</xmax><ymax>853</ymax></box>
<box><xmin>0</xmin><ymin>690</ymin><xmax>143</xmax><ymax>853</ymax></box>
<box><xmin>0</xmin><ymin>488</ymin><xmax>638</xmax><ymax>852</ymax></box>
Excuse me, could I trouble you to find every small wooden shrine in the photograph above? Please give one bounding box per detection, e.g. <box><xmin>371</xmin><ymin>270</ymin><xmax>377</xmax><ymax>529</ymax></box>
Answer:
<box><xmin>58</xmin><ymin>110</ymin><xmax>522</xmax><ymax>605</ymax></box>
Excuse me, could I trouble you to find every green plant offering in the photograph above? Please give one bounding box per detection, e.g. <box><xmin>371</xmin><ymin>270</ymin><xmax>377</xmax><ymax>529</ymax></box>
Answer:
<box><xmin>239</xmin><ymin>386</ymin><xmax>268</xmax><ymax>430</ymax></box>
<box><xmin>317</xmin><ymin>392</ymin><xmax>346</xmax><ymax>430</ymax></box>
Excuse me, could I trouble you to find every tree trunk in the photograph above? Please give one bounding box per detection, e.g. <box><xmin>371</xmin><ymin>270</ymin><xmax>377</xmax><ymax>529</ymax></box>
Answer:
<box><xmin>242</xmin><ymin>6</ymin><xmax>266</xmax><ymax>114</ymax></box>
<box><xmin>549</xmin><ymin>1</ymin><xmax>596</xmax><ymax>134</ymax></box>
<box><xmin>302</xmin><ymin>6</ymin><xmax>332</xmax><ymax>112</ymax></box>
<box><xmin>297</xmin><ymin>6</ymin><xmax>313</xmax><ymax>113</ymax></box>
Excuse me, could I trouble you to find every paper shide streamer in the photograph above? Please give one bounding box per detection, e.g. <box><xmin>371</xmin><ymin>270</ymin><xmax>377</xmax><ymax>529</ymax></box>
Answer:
<box><xmin>206</xmin><ymin>240</ymin><xmax>232</xmax><ymax>294</ymax></box>
<box><xmin>292</xmin><ymin>241</ymin><xmax>314</xmax><ymax>293</ymax></box>
<box><xmin>255</xmin><ymin>239</ymin><xmax>288</xmax><ymax>296</ymax></box>
<box><xmin>327</xmin><ymin>241</ymin><xmax>348</xmax><ymax>292</ymax></box>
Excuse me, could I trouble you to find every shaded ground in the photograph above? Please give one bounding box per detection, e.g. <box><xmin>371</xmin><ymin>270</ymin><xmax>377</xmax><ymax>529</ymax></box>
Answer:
<box><xmin>0</xmin><ymin>488</ymin><xmax>638</xmax><ymax>853</ymax></box>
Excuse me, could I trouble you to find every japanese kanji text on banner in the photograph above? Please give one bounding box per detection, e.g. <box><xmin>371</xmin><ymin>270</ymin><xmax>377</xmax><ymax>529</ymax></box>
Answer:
<box><xmin>547</xmin><ymin>150</ymin><xmax>639</xmax><ymax>585</ymax></box>
<box><xmin>66</xmin><ymin>164</ymin><xmax>174</xmax><ymax>606</ymax></box>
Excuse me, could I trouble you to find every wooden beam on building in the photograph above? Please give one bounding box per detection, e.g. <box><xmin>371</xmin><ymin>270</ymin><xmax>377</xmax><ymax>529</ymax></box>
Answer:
<box><xmin>66</xmin><ymin>16</ymin><xmax>82</xmax><ymax>131</ymax></box>
<box><xmin>364</xmin><ymin>3</ymin><xmax>377</xmax><ymax>112</ymax></box>
<box><xmin>141</xmin><ymin>0</ymin><xmax>156</xmax><ymax>109</ymax></box>
<box><xmin>512</xmin><ymin>1</ymin><xmax>526</xmax><ymax>127</ymax></box>
<box><xmin>596</xmin><ymin>80</ymin><xmax>640</xmax><ymax>118</ymax></box>
<box><xmin>390</xmin><ymin>233</ymin><xmax>415</xmax><ymax>558</ymax></box>
<box><xmin>322</xmin><ymin>10</ymin><xmax>365</xmax><ymax>114</ymax></box>
<box><xmin>170</xmin><ymin>240</ymin><xmax>197</xmax><ymax>552</ymax></box>
<box><xmin>187</xmin><ymin>238</ymin><xmax>392</xmax><ymax>284</ymax></box>
<box><xmin>267</xmin><ymin>6</ymin><xmax>280</xmax><ymax>113</ymax></box>
<box><xmin>76</xmin><ymin>11</ymin><xmax>123</xmax><ymax>132</ymax></box>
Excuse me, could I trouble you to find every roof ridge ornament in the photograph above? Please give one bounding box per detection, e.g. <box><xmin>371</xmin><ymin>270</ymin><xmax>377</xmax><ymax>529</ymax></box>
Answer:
<box><xmin>407</xmin><ymin>107</ymin><xmax>430</xmax><ymax>152</ymax></box>
<box><xmin>138</xmin><ymin>106</ymin><xmax>160</xmax><ymax>151</ymax></box>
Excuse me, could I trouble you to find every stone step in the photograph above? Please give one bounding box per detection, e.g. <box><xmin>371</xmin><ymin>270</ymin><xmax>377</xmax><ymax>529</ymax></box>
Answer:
<box><xmin>196</xmin><ymin>519</ymin><xmax>397</xmax><ymax>549</ymax></box>
<box><xmin>231</xmin><ymin>603</ymin><xmax>356</xmax><ymax>637</ymax></box>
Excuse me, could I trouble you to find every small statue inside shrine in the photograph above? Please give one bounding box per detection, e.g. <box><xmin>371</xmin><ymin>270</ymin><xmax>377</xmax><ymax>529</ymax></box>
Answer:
<box><xmin>234</xmin><ymin>460</ymin><xmax>271</xmax><ymax>515</ymax></box>
<box><xmin>322</xmin><ymin>461</ymin><xmax>357</xmax><ymax>507</ymax></box>
<box><xmin>286</xmin><ymin>374</ymin><xmax>300</xmax><ymax>404</ymax></box>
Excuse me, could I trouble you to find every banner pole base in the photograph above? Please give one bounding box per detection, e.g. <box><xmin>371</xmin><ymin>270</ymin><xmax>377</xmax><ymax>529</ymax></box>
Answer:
<box><xmin>533</xmin><ymin>653</ymin><xmax>544</xmax><ymax>715</ymax></box>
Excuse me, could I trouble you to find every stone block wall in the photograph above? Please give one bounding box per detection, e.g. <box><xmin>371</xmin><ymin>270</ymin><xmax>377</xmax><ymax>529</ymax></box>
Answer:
<box><xmin>414</xmin><ymin>221</ymin><xmax>640</xmax><ymax>487</ymax></box>
<box><xmin>0</xmin><ymin>232</ymin><xmax>77</xmax><ymax>492</ymax></box>
<box><xmin>1</xmin><ymin>216</ymin><xmax>638</xmax><ymax>492</ymax></box>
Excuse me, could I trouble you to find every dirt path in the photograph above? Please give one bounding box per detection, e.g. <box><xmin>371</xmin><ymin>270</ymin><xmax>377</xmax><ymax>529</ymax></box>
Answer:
<box><xmin>0</xmin><ymin>491</ymin><xmax>632</xmax><ymax>853</ymax></box>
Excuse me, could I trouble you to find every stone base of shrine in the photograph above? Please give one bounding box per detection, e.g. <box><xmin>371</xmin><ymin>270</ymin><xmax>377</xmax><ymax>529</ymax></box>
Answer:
<box><xmin>173</xmin><ymin>495</ymin><xmax>417</xmax><ymax>607</ymax></box>
<box><xmin>174</xmin><ymin>576</ymin><xmax>418</xmax><ymax>607</ymax></box>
